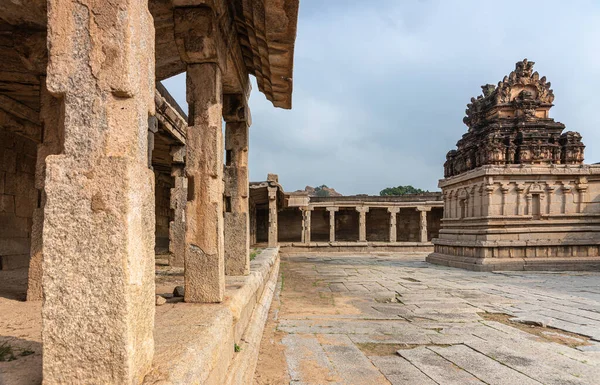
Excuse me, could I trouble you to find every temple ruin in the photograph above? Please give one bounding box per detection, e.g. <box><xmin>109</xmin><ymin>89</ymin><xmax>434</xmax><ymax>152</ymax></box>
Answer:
<box><xmin>428</xmin><ymin>59</ymin><xmax>600</xmax><ymax>271</ymax></box>
<box><xmin>1</xmin><ymin>0</ymin><xmax>600</xmax><ymax>382</ymax></box>
<box><xmin>248</xmin><ymin>175</ymin><xmax>443</xmax><ymax>252</ymax></box>
<box><xmin>0</xmin><ymin>0</ymin><xmax>299</xmax><ymax>383</ymax></box>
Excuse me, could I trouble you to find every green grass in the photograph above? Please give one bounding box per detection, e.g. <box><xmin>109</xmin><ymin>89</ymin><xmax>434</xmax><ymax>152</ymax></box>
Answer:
<box><xmin>234</xmin><ymin>343</ymin><xmax>241</xmax><ymax>353</ymax></box>
<box><xmin>250</xmin><ymin>248</ymin><xmax>262</xmax><ymax>261</ymax></box>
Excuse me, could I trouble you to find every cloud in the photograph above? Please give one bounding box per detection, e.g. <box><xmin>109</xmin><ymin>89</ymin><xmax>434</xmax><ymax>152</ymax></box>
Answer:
<box><xmin>163</xmin><ymin>0</ymin><xmax>600</xmax><ymax>195</ymax></box>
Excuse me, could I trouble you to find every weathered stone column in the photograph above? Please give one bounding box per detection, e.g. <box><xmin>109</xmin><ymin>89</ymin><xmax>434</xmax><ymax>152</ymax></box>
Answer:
<box><xmin>42</xmin><ymin>1</ymin><xmax>156</xmax><ymax>382</ymax></box>
<box><xmin>301</xmin><ymin>207</ymin><xmax>313</xmax><ymax>244</ymax></box>
<box><xmin>416</xmin><ymin>207</ymin><xmax>431</xmax><ymax>243</ymax></box>
<box><xmin>223</xmin><ymin>94</ymin><xmax>251</xmax><ymax>275</ymax></box>
<box><xmin>516</xmin><ymin>184</ymin><xmax>525</xmax><ymax>216</ymax></box>
<box><xmin>387</xmin><ymin>207</ymin><xmax>400</xmax><ymax>242</ymax></box>
<box><xmin>500</xmin><ymin>184</ymin><xmax>509</xmax><ymax>216</ymax></box>
<box><xmin>175</xmin><ymin>6</ymin><xmax>225</xmax><ymax>302</ymax></box>
<box><xmin>27</xmin><ymin>78</ymin><xmax>63</xmax><ymax>301</ymax></box>
<box><xmin>169</xmin><ymin>146</ymin><xmax>187</xmax><ymax>267</ymax></box>
<box><xmin>326</xmin><ymin>207</ymin><xmax>338</xmax><ymax>242</ymax></box>
<box><xmin>268</xmin><ymin>186</ymin><xmax>278</xmax><ymax>247</ymax></box>
<box><xmin>356</xmin><ymin>206</ymin><xmax>369</xmax><ymax>242</ymax></box>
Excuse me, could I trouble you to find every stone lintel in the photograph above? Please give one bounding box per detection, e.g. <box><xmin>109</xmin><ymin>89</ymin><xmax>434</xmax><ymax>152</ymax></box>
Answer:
<box><xmin>173</xmin><ymin>5</ymin><xmax>226</xmax><ymax>70</ymax></box>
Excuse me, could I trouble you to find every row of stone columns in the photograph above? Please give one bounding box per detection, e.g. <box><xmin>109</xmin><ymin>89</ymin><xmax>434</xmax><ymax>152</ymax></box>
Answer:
<box><xmin>294</xmin><ymin>206</ymin><xmax>431</xmax><ymax>244</ymax></box>
<box><xmin>34</xmin><ymin>2</ymin><xmax>254</xmax><ymax>382</ymax></box>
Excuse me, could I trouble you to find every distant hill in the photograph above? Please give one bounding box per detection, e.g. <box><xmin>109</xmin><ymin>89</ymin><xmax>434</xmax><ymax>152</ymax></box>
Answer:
<box><xmin>296</xmin><ymin>185</ymin><xmax>343</xmax><ymax>197</ymax></box>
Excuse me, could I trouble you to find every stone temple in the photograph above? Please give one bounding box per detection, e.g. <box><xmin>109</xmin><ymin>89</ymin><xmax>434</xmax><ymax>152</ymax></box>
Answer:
<box><xmin>428</xmin><ymin>59</ymin><xmax>600</xmax><ymax>271</ymax></box>
<box><xmin>1</xmin><ymin>1</ymin><xmax>600</xmax><ymax>383</ymax></box>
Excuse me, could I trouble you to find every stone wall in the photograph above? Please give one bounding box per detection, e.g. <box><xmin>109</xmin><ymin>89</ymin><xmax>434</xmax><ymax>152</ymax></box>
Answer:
<box><xmin>256</xmin><ymin>208</ymin><xmax>269</xmax><ymax>243</ymax></box>
<box><xmin>366</xmin><ymin>208</ymin><xmax>389</xmax><ymax>242</ymax></box>
<box><xmin>397</xmin><ymin>209</ymin><xmax>420</xmax><ymax>242</ymax></box>
<box><xmin>311</xmin><ymin>208</ymin><xmax>329</xmax><ymax>242</ymax></box>
<box><xmin>277</xmin><ymin>208</ymin><xmax>302</xmax><ymax>242</ymax></box>
<box><xmin>336</xmin><ymin>209</ymin><xmax>359</xmax><ymax>241</ymax></box>
<box><xmin>427</xmin><ymin>208</ymin><xmax>443</xmax><ymax>241</ymax></box>
<box><xmin>0</xmin><ymin>129</ymin><xmax>37</xmax><ymax>270</ymax></box>
<box><xmin>155</xmin><ymin>172</ymin><xmax>173</xmax><ymax>254</ymax></box>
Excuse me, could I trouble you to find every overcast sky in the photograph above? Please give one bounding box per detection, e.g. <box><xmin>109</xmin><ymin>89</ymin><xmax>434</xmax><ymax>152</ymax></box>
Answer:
<box><xmin>163</xmin><ymin>0</ymin><xmax>600</xmax><ymax>195</ymax></box>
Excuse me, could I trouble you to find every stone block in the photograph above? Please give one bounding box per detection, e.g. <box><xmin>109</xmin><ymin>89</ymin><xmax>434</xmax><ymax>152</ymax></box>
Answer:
<box><xmin>0</xmin><ymin>147</ymin><xmax>16</xmax><ymax>173</ymax></box>
<box><xmin>0</xmin><ymin>194</ymin><xmax>14</xmax><ymax>213</ymax></box>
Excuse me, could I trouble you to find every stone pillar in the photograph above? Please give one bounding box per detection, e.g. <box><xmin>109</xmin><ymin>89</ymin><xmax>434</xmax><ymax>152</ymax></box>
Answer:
<box><xmin>576</xmin><ymin>178</ymin><xmax>588</xmax><ymax>214</ymax></box>
<box><xmin>268</xmin><ymin>186</ymin><xmax>278</xmax><ymax>247</ymax></box>
<box><xmin>500</xmin><ymin>184</ymin><xmax>509</xmax><ymax>216</ymax></box>
<box><xmin>387</xmin><ymin>207</ymin><xmax>400</xmax><ymax>243</ymax></box>
<box><xmin>27</xmin><ymin>78</ymin><xmax>64</xmax><ymax>301</ymax></box>
<box><xmin>224</xmin><ymin>94</ymin><xmax>251</xmax><ymax>275</ymax></box>
<box><xmin>484</xmin><ymin>184</ymin><xmax>494</xmax><ymax>216</ymax></box>
<box><xmin>326</xmin><ymin>207</ymin><xmax>338</xmax><ymax>242</ymax></box>
<box><xmin>356</xmin><ymin>206</ymin><xmax>369</xmax><ymax>242</ymax></box>
<box><xmin>302</xmin><ymin>207</ymin><xmax>313</xmax><ymax>244</ymax></box>
<box><xmin>545</xmin><ymin>184</ymin><xmax>555</xmax><ymax>215</ymax></box>
<box><xmin>42</xmin><ymin>1</ymin><xmax>156</xmax><ymax>382</ymax></box>
<box><xmin>175</xmin><ymin>6</ymin><xmax>225</xmax><ymax>302</ymax></box>
<box><xmin>169</xmin><ymin>146</ymin><xmax>187</xmax><ymax>268</ymax></box>
<box><xmin>416</xmin><ymin>207</ymin><xmax>431</xmax><ymax>243</ymax></box>
<box><xmin>516</xmin><ymin>184</ymin><xmax>525</xmax><ymax>216</ymax></box>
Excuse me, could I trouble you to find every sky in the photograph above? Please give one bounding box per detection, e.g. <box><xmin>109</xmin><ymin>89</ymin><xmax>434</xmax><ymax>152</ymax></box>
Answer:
<box><xmin>163</xmin><ymin>0</ymin><xmax>600</xmax><ymax>195</ymax></box>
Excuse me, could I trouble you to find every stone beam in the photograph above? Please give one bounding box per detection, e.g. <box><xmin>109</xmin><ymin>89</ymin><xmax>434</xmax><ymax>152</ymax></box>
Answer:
<box><xmin>224</xmin><ymin>93</ymin><xmax>251</xmax><ymax>275</ymax></box>
<box><xmin>174</xmin><ymin>5</ymin><xmax>226</xmax><ymax>303</ymax></box>
<box><xmin>42</xmin><ymin>0</ymin><xmax>156</xmax><ymax>383</ymax></box>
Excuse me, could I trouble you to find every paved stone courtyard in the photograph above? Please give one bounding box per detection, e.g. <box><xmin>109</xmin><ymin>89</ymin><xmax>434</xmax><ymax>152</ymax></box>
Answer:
<box><xmin>254</xmin><ymin>252</ymin><xmax>600</xmax><ymax>385</ymax></box>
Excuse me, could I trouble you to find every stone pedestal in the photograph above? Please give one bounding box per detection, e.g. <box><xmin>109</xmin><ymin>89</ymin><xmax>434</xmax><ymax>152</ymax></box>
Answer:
<box><xmin>224</xmin><ymin>94</ymin><xmax>250</xmax><ymax>275</ymax></box>
<box><xmin>356</xmin><ymin>206</ymin><xmax>369</xmax><ymax>242</ymax></box>
<box><xmin>268</xmin><ymin>186</ymin><xmax>278</xmax><ymax>247</ymax></box>
<box><xmin>326</xmin><ymin>207</ymin><xmax>338</xmax><ymax>242</ymax></box>
<box><xmin>42</xmin><ymin>1</ymin><xmax>156</xmax><ymax>382</ymax></box>
<box><xmin>387</xmin><ymin>207</ymin><xmax>400</xmax><ymax>243</ymax></box>
<box><xmin>429</xmin><ymin>165</ymin><xmax>600</xmax><ymax>271</ymax></box>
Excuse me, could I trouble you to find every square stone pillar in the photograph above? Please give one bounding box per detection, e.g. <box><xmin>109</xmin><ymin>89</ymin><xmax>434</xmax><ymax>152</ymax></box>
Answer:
<box><xmin>224</xmin><ymin>94</ymin><xmax>250</xmax><ymax>275</ymax></box>
<box><xmin>175</xmin><ymin>6</ymin><xmax>225</xmax><ymax>302</ymax></box>
<box><xmin>268</xmin><ymin>186</ymin><xmax>278</xmax><ymax>247</ymax></box>
<box><xmin>169</xmin><ymin>146</ymin><xmax>187</xmax><ymax>268</ymax></box>
<box><xmin>27</xmin><ymin>78</ymin><xmax>64</xmax><ymax>301</ymax></box>
<box><xmin>416</xmin><ymin>207</ymin><xmax>431</xmax><ymax>243</ymax></box>
<box><xmin>301</xmin><ymin>207</ymin><xmax>313</xmax><ymax>244</ymax></box>
<box><xmin>356</xmin><ymin>206</ymin><xmax>369</xmax><ymax>242</ymax></box>
<box><xmin>42</xmin><ymin>1</ymin><xmax>156</xmax><ymax>383</ymax></box>
<box><xmin>326</xmin><ymin>207</ymin><xmax>338</xmax><ymax>242</ymax></box>
<box><xmin>387</xmin><ymin>207</ymin><xmax>400</xmax><ymax>243</ymax></box>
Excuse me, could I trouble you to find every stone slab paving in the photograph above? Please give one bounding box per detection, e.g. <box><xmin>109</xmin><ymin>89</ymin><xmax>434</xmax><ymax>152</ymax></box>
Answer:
<box><xmin>254</xmin><ymin>252</ymin><xmax>600</xmax><ymax>385</ymax></box>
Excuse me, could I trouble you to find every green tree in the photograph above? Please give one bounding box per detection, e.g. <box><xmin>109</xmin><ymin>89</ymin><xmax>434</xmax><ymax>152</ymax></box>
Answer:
<box><xmin>314</xmin><ymin>185</ymin><xmax>330</xmax><ymax>197</ymax></box>
<box><xmin>379</xmin><ymin>185</ymin><xmax>427</xmax><ymax>196</ymax></box>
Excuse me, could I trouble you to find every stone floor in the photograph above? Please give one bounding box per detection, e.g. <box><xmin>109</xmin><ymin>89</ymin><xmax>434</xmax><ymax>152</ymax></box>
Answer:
<box><xmin>254</xmin><ymin>252</ymin><xmax>600</xmax><ymax>385</ymax></box>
